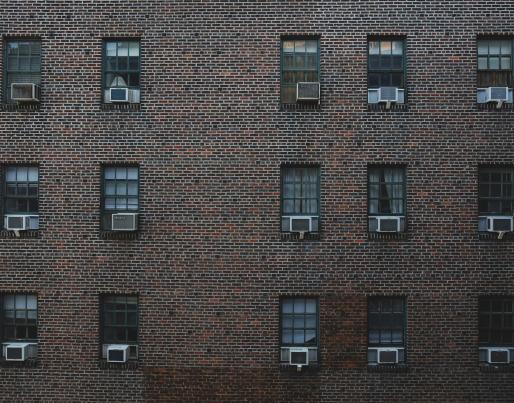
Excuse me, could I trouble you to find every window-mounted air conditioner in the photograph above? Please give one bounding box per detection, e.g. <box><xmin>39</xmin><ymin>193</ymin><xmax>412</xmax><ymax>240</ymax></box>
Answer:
<box><xmin>4</xmin><ymin>214</ymin><xmax>33</xmax><ymax>231</ymax></box>
<box><xmin>4</xmin><ymin>343</ymin><xmax>30</xmax><ymax>361</ymax></box>
<box><xmin>373</xmin><ymin>216</ymin><xmax>402</xmax><ymax>232</ymax></box>
<box><xmin>485</xmin><ymin>87</ymin><xmax>509</xmax><ymax>108</ymax></box>
<box><xmin>376</xmin><ymin>348</ymin><xmax>400</xmax><ymax>364</ymax></box>
<box><xmin>107</xmin><ymin>344</ymin><xmax>130</xmax><ymax>363</ymax></box>
<box><xmin>284</xmin><ymin>216</ymin><xmax>318</xmax><ymax>238</ymax></box>
<box><xmin>485</xmin><ymin>216</ymin><xmax>513</xmax><ymax>233</ymax></box>
<box><xmin>11</xmin><ymin>83</ymin><xmax>40</xmax><ymax>102</ymax></box>
<box><xmin>289</xmin><ymin>347</ymin><xmax>309</xmax><ymax>370</ymax></box>
<box><xmin>486</xmin><ymin>348</ymin><xmax>510</xmax><ymax>364</ymax></box>
<box><xmin>111</xmin><ymin>213</ymin><xmax>138</xmax><ymax>231</ymax></box>
<box><xmin>378</xmin><ymin>86</ymin><xmax>399</xmax><ymax>109</ymax></box>
<box><xmin>296</xmin><ymin>82</ymin><xmax>320</xmax><ymax>102</ymax></box>
<box><xmin>108</xmin><ymin>88</ymin><xmax>129</xmax><ymax>103</ymax></box>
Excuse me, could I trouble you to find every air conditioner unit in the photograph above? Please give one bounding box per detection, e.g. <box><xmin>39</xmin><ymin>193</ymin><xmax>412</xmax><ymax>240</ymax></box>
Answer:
<box><xmin>4</xmin><ymin>215</ymin><xmax>30</xmax><ymax>231</ymax></box>
<box><xmin>11</xmin><ymin>83</ymin><xmax>40</xmax><ymax>102</ymax></box>
<box><xmin>286</xmin><ymin>216</ymin><xmax>317</xmax><ymax>234</ymax></box>
<box><xmin>377</xmin><ymin>348</ymin><xmax>399</xmax><ymax>364</ymax></box>
<box><xmin>487</xmin><ymin>348</ymin><xmax>510</xmax><ymax>364</ymax></box>
<box><xmin>485</xmin><ymin>87</ymin><xmax>509</xmax><ymax>106</ymax></box>
<box><xmin>296</xmin><ymin>82</ymin><xmax>320</xmax><ymax>102</ymax></box>
<box><xmin>378</xmin><ymin>87</ymin><xmax>399</xmax><ymax>108</ymax></box>
<box><xmin>4</xmin><ymin>343</ymin><xmax>30</xmax><ymax>361</ymax></box>
<box><xmin>486</xmin><ymin>216</ymin><xmax>513</xmax><ymax>233</ymax></box>
<box><xmin>374</xmin><ymin>216</ymin><xmax>401</xmax><ymax>232</ymax></box>
<box><xmin>107</xmin><ymin>344</ymin><xmax>130</xmax><ymax>363</ymax></box>
<box><xmin>108</xmin><ymin>88</ymin><xmax>129</xmax><ymax>103</ymax></box>
<box><xmin>111</xmin><ymin>213</ymin><xmax>138</xmax><ymax>231</ymax></box>
<box><xmin>289</xmin><ymin>347</ymin><xmax>309</xmax><ymax>370</ymax></box>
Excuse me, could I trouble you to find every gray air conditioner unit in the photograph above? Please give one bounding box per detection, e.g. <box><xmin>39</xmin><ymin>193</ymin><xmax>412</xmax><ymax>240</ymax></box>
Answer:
<box><xmin>5</xmin><ymin>343</ymin><xmax>30</xmax><ymax>361</ymax></box>
<box><xmin>485</xmin><ymin>87</ymin><xmax>509</xmax><ymax>108</ymax></box>
<box><xmin>289</xmin><ymin>347</ymin><xmax>309</xmax><ymax>370</ymax></box>
<box><xmin>107</xmin><ymin>344</ymin><xmax>129</xmax><ymax>363</ymax></box>
<box><xmin>108</xmin><ymin>88</ymin><xmax>129</xmax><ymax>103</ymax></box>
<box><xmin>11</xmin><ymin>83</ymin><xmax>40</xmax><ymax>102</ymax></box>
<box><xmin>296</xmin><ymin>82</ymin><xmax>320</xmax><ymax>102</ymax></box>
<box><xmin>486</xmin><ymin>216</ymin><xmax>513</xmax><ymax>233</ymax></box>
<box><xmin>111</xmin><ymin>213</ymin><xmax>138</xmax><ymax>231</ymax></box>
<box><xmin>487</xmin><ymin>348</ymin><xmax>510</xmax><ymax>364</ymax></box>
<box><xmin>4</xmin><ymin>215</ymin><xmax>30</xmax><ymax>231</ymax></box>
<box><xmin>378</xmin><ymin>86</ymin><xmax>399</xmax><ymax>109</ymax></box>
<box><xmin>374</xmin><ymin>216</ymin><xmax>401</xmax><ymax>232</ymax></box>
<box><xmin>377</xmin><ymin>348</ymin><xmax>399</xmax><ymax>364</ymax></box>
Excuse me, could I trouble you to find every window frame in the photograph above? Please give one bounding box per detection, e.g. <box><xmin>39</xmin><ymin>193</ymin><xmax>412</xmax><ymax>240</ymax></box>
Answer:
<box><xmin>478</xmin><ymin>165</ymin><xmax>514</xmax><ymax>216</ymax></box>
<box><xmin>2</xmin><ymin>38</ymin><xmax>42</xmax><ymax>104</ymax></box>
<box><xmin>367</xmin><ymin>164</ymin><xmax>407</xmax><ymax>217</ymax></box>
<box><xmin>367</xmin><ymin>296</ymin><xmax>406</xmax><ymax>348</ymax></box>
<box><xmin>479</xmin><ymin>296</ymin><xmax>514</xmax><ymax>347</ymax></box>
<box><xmin>100</xmin><ymin>164</ymin><xmax>140</xmax><ymax>231</ymax></box>
<box><xmin>1</xmin><ymin>294</ymin><xmax>38</xmax><ymax>343</ymax></box>
<box><xmin>367</xmin><ymin>36</ymin><xmax>407</xmax><ymax>102</ymax></box>
<box><xmin>280</xmin><ymin>164</ymin><xmax>321</xmax><ymax>232</ymax></box>
<box><xmin>101</xmin><ymin>39</ymin><xmax>141</xmax><ymax>103</ymax></box>
<box><xmin>476</xmin><ymin>37</ymin><xmax>514</xmax><ymax>88</ymax></box>
<box><xmin>2</xmin><ymin>165</ymin><xmax>40</xmax><ymax>229</ymax></box>
<box><xmin>280</xmin><ymin>36</ymin><xmax>321</xmax><ymax>106</ymax></box>
<box><xmin>100</xmin><ymin>294</ymin><xmax>139</xmax><ymax>349</ymax></box>
<box><xmin>279</xmin><ymin>296</ymin><xmax>319</xmax><ymax>349</ymax></box>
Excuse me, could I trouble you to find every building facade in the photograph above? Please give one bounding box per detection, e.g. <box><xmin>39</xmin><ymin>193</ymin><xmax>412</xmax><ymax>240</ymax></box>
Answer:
<box><xmin>1</xmin><ymin>1</ymin><xmax>514</xmax><ymax>402</ymax></box>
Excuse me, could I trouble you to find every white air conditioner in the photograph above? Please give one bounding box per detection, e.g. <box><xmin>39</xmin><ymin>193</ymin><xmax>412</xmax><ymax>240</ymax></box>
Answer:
<box><xmin>4</xmin><ymin>214</ymin><xmax>31</xmax><ymax>231</ymax></box>
<box><xmin>487</xmin><ymin>348</ymin><xmax>510</xmax><ymax>364</ymax></box>
<box><xmin>289</xmin><ymin>347</ymin><xmax>309</xmax><ymax>370</ymax></box>
<box><xmin>377</xmin><ymin>348</ymin><xmax>399</xmax><ymax>364</ymax></box>
<box><xmin>11</xmin><ymin>83</ymin><xmax>40</xmax><ymax>102</ymax></box>
<box><xmin>286</xmin><ymin>216</ymin><xmax>316</xmax><ymax>234</ymax></box>
<box><xmin>108</xmin><ymin>88</ymin><xmax>129</xmax><ymax>103</ymax></box>
<box><xmin>485</xmin><ymin>87</ymin><xmax>509</xmax><ymax>105</ymax></box>
<box><xmin>107</xmin><ymin>344</ymin><xmax>130</xmax><ymax>363</ymax></box>
<box><xmin>4</xmin><ymin>342</ymin><xmax>30</xmax><ymax>361</ymax></box>
<box><xmin>375</xmin><ymin>216</ymin><xmax>401</xmax><ymax>232</ymax></box>
<box><xmin>485</xmin><ymin>216</ymin><xmax>513</xmax><ymax>233</ymax></box>
<box><xmin>111</xmin><ymin>213</ymin><xmax>138</xmax><ymax>231</ymax></box>
<box><xmin>296</xmin><ymin>82</ymin><xmax>320</xmax><ymax>102</ymax></box>
<box><xmin>378</xmin><ymin>87</ymin><xmax>399</xmax><ymax>107</ymax></box>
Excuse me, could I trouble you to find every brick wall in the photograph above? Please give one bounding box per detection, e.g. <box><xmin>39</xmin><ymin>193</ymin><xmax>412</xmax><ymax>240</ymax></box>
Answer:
<box><xmin>1</xmin><ymin>1</ymin><xmax>514</xmax><ymax>402</ymax></box>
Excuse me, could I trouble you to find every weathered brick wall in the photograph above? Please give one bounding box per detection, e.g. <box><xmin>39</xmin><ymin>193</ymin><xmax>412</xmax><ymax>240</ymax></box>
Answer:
<box><xmin>0</xmin><ymin>1</ymin><xmax>514</xmax><ymax>401</ymax></box>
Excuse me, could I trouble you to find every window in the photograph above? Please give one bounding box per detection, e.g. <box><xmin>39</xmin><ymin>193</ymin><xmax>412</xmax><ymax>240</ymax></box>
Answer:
<box><xmin>3</xmin><ymin>166</ymin><xmax>39</xmax><ymax>230</ymax></box>
<box><xmin>479</xmin><ymin>297</ymin><xmax>514</xmax><ymax>364</ymax></box>
<box><xmin>368</xmin><ymin>166</ymin><xmax>406</xmax><ymax>232</ymax></box>
<box><xmin>101</xmin><ymin>166</ymin><xmax>139</xmax><ymax>231</ymax></box>
<box><xmin>101</xmin><ymin>295</ymin><xmax>138</xmax><ymax>360</ymax></box>
<box><xmin>368</xmin><ymin>297</ymin><xmax>405</xmax><ymax>365</ymax></box>
<box><xmin>477</xmin><ymin>38</ymin><xmax>513</xmax><ymax>104</ymax></box>
<box><xmin>479</xmin><ymin>166</ymin><xmax>514</xmax><ymax>216</ymax></box>
<box><xmin>281</xmin><ymin>38</ymin><xmax>319</xmax><ymax>105</ymax></box>
<box><xmin>281</xmin><ymin>165</ymin><xmax>320</xmax><ymax>233</ymax></box>
<box><xmin>368</xmin><ymin>38</ymin><xmax>405</xmax><ymax>104</ymax></box>
<box><xmin>3</xmin><ymin>40</ymin><xmax>41</xmax><ymax>103</ymax></box>
<box><xmin>280</xmin><ymin>297</ymin><xmax>318</xmax><ymax>363</ymax></box>
<box><xmin>103</xmin><ymin>40</ymin><xmax>140</xmax><ymax>103</ymax></box>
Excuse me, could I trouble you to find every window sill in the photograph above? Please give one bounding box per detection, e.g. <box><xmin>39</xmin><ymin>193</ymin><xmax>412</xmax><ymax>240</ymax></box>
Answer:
<box><xmin>99</xmin><ymin>360</ymin><xmax>139</xmax><ymax>370</ymax></box>
<box><xmin>368</xmin><ymin>231</ymin><xmax>408</xmax><ymax>241</ymax></box>
<box><xmin>101</xmin><ymin>103</ymin><xmax>141</xmax><ymax>112</ymax></box>
<box><xmin>478</xmin><ymin>232</ymin><xmax>513</xmax><ymax>241</ymax></box>
<box><xmin>367</xmin><ymin>364</ymin><xmax>409</xmax><ymax>373</ymax></box>
<box><xmin>280</xmin><ymin>232</ymin><xmax>321</xmax><ymax>241</ymax></box>
<box><xmin>1</xmin><ymin>103</ymin><xmax>40</xmax><ymax>112</ymax></box>
<box><xmin>0</xmin><ymin>358</ymin><xmax>38</xmax><ymax>368</ymax></box>
<box><xmin>477</xmin><ymin>103</ymin><xmax>514</xmax><ymax>111</ymax></box>
<box><xmin>281</xmin><ymin>103</ymin><xmax>321</xmax><ymax>112</ymax></box>
<box><xmin>279</xmin><ymin>362</ymin><xmax>320</xmax><ymax>373</ymax></box>
<box><xmin>0</xmin><ymin>230</ymin><xmax>40</xmax><ymax>239</ymax></box>
<box><xmin>100</xmin><ymin>230</ymin><xmax>139</xmax><ymax>240</ymax></box>
<box><xmin>479</xmin><ymin>363</ymin><xmax>514</xmax><ymax>373</ymax></box>
<box><xmin>368</xmin><ymin>103</ymin><xmax>408</xmax><ymax>112</ymax></box>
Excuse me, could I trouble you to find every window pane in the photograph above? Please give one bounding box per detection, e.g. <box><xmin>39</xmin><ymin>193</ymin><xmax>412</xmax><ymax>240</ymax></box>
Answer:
<box><xmin>305</xmin><ymin>330</ymin><xmax>316</xmax><ymax>344</ymax></box>
<box><xmin>283</xmin><ymin>41</ymin><xmax>294</xmax><ymax>52</ymax></box>
<box><xmin>380</xmin><ymin>41</ymin><xmax>392</xmax><ymax>55</ymax></box>
<box><xmin>117</xmin><ymin>42</ymin><xmax>129</xmax><ymax>57</ymax></box>
<box><xmin>28</xmin><ymin>167</ymin><xmax>38</xmax><ymax>181</ymax></box>
<box><xmin>305</xmin><ymin>299</ymin><xmax>317</xmax><ymax>313</ymax></box>
<box><xmin>478</xmin><ymin>41</ymin><xmax>489</xmax><ymax>55</ymax></box>
<box><xmin>15</xmin><ymin>295</ymin><xmax>26</xmax><ymax>309</ymax></box>
<box><xmin>127</xmin><ymin>181</ymin><xmax>138</xmax><ymax>196</ymax></box>
<box><xmin>478</xmin><ymin>57</ymin><xmax>488</xmax><ymax>70</ymax></box>
<box><xmin>392</xmin><ymin>41</ymin><xmax>403</xmax><ymax>55</ymax></box>
<box><xmin>106</xmin><ymin>42</ymin><xmax>116</xmax><ymax>57</ymax></box>
<box><xmin>293</xmin><ymin>330</ymin><xmax>304</xmax><ymax>344</ymax></box>
<box><xmin>293</xmin><ymin>299</ymin><xmax>305</xmax><ymax>314</ymax></box>
<box><xmin>129</xmin><ymin>42</ymin><xmax>139</xmax><ymax>57</ymax></box>
<box><xmin>294</xmin><ymin>40</ymin><xmax>305</xmax><ymax>53</ymax></box>
<box><xmin>282</xmin><ymin>329</ymin><xmax>292</xmax><ymax>344</ymax></box>
<box><xmin>4</xmin><ymin>296</ymin><xmax>14</xmax><ymax>309</ymax></box>
<box><xmin>16</xmin><ymin>167</ymin><xmax>28</xmax><ymax>182</ymax></box>
<box><xmin>306</xmin><ymin>40</ymin><xmax>317</xmax><ymax>53</ymax></box>
<box><xmin>369</xmin><ymin>41</ymin><xmax>379</xmax><ymax>55</ymax></box>
<box><xmin>105</xmin><ymin>181</ymin><xmax>115</xmax><ymax>195</ymax></box>
<box><xmin>489</xmin><ymin>41</ymin><xmax>500</xmax><ymax>55</ymax></box>
<box><xmin>489</xmin><ymin>57</ymin><xmax>500</xmax><ymax>69</ymax></box>
<box><xmin>116</xmin><ymin>182</ymin><xmax>127</xmax><ymax>195</ymax></box>
<box><xmin>6</xmin><ymin>168</ymin><xmax>16</xmax><ymax>181</ymax></box>
<box><xmin>501</xmin><ymin>57</ymin><xmax>511</xmax><ymax>70</ymax></box>
<box><xmin>105</xmin><ymin>168</ymin><xmax>115</xmax><ymax>179</ymax></box>
<box><xmin>116</xmin><ymin>168</ymin><xmax>127</xmax><ymax>180</ymax></box>
<box><xmin>282</xmin><ymin>300</ymin><xmax>293</xmax><ymax>313</ymax></box>
<box><xmin>27</xmin><ymin>296</ymin><xmax>37</xmax><ymax>310</ymax></box>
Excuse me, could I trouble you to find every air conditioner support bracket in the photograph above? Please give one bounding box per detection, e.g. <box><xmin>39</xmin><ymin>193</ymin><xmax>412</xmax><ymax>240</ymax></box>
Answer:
<box><xmin>385</xmin><ymin>101</ymin><xmax>391</xmax><ymax>110</ymax></box>
<box><xmin>496</xmin><ymin>100</ymin><xmax>504</xmax><ymax>109</ymax></box>
<box><xmin>497</xmin><ymin>231</ymin><xmax>507</xmax><ymax>240</ymax></box>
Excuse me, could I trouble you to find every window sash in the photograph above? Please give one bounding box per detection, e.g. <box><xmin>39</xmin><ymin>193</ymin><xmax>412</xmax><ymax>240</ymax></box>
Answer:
<box><xmin>3</xmin><ymin>166</ymin><xmax>39</xmax><ymax>214</ymax></box>
<box><xmin>102</xmin><ymin>295</ymin><xmax>138</xmax><ymax>344</ymax></box>
<box><xmin>102</xmin><ymin>166</ymin><xmax>139</xmax><ymax>212</ymax></box>
<box><xmin>4</xmin><ymin>41</ymin><xmax>42</xmax><ymax>103</ymax></box>
<box><xmin>280</xmin><ymin>297</ymin><xmax>318</xmax><ymax>347</ymax></box>
<box><xmin>368</xmin><ymin>297</ymin><xmax>405</xmax><ymax>347</ymax></box>
<box><xmin>478</xmin><ymin>167</ymin><xmax>514</xmax><ymax>215</ymax></box>
<box><xmin>368</xmin><ymin>166</ymin><xmax>405</xmax><ymax>215</ymax></box>
<box><xmin>281</xmin><ymin>166</ymin><xmax>320</xmax><ymax>216</ymax></box>
<box><xmin>2</xmin><ymin>294</ymin><xmax>38</xmax><ymax>341</ymax></box>
<box><xmin>479</xmin><ymin>298</ymin><xmax>514</xmax><ymax>346</ymax></box>
<box><xmin>103</xmin><ymin>41</ymin><xmax>140</xmax><ymax>90</ymax></box>
<box><xmin>368</xmin><ymin>39</ymin><xmax>405</xmax><ymax>89</ymax></box>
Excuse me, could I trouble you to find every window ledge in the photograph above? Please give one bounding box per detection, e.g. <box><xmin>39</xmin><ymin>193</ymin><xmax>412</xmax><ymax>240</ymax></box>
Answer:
<box><xmin>1</xmin><ymin>103</ymin><xmax>40</xmax><ymax>112</ymax></box>
<box><xmin>0</xmin><ymin>230</ymin><xmax>40</xmax><ymax>239</ymax></box>
<box><xmin>478</xmin><ymin>232</ymin><xmax>514</xmax><ymax>241</ymax></box>
<box><xmin>280</xmin><ymin>232</ymin><xmax>321</xmax><ymax>241</ymax></box>
<box><xmin>0</xmin><ymin>358</ymin><xmax>38</xmax><ymax>368</ymax></box>
<box><xmin>279</xmin><ymin>362</ymin><xmax>320</xmax><ymax>373</ymax></box>
<box><xmin>368</xmin><ymin>231</ymin><xmax>409</xmax><ymax>241</ymax></box>
<box><xmin>101</xmin><ymin>103</ymin><xmax>141</xmax><ymax>112</ymax></box>
<box><xmin>99</xmin><ymin>360</ymin><xmax>139</xmax><ymax>370</ymax></box>
<box><xmin>100</xmin><ymin>231</ymin><xmax>139</xmax><ymax>240</ymax></box>
<box><xmin>281</xmin><ymin>103</ymin><xmax>321</xmax><ymax>112</ymax></box>
<box><xmin>477</xmin><ymin>103</ymin><xmax>514</xmax><ymax>111</ymax></box>
<box><xmin>479</xmin><ymin>363</ymin><xmax>514</xmax><ymax>373</ymax></box>
<box><xmin>368</xmin><ymin>103</ymin><xmax>408</xmax><ymax>112</ymax></box>
<box><xmin>367</xmin><ymin>364</ymin><xmax>409</xmax><ymax>373</ymax></box>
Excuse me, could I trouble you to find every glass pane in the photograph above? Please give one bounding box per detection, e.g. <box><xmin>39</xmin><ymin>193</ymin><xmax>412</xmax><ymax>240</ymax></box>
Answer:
<box><xmin>105</xmin><ymin>181</ymin><xmax>115</xmax><ymax>195</ymax></box>
<box><xmin>489</xmin><ymin>41</ymin><xmax>500</xmax><ymax>55</ymax></box>
<box><xmin>282</xmin><ymin>41</ymin><xmax>294</xmax><ymax>53</ymax></box>
<box><xmin>478</xmin><ymin>57</ymin><xmax>488</xmax><ymax>70</ymax></box>
<box><xmin>116</xmin><ymin>168</ymin><xmax>127</xmax><ymax>179</ymax></box>
<box><xmin>16</xmin><ymin>327</ymin><xmax>27</xmax><ymax>338</ymax></box>
<box><xmin>294</xmin><ymin>299</ymin><xmax>305</xmax><ymax>314</ymax></box>
<box><xmin>293</xmin><ymin>317</ymin><xmax>305</xmax><ymax>329</ymax></box>
<box><xmin>489</xmin><ymin>57</ymin><xmax>500</xmax><ymax>69</ymax></box>
<box><xmin>306</xmin><ymin>299</ymin><xmax>316</xmax><ymax>313</ymax></box>
<box><xmin>116</xmin><ymin>182</ymin><xmax>127</xmax><ymax>195</ymax></box>
<box><xmin>18</xmin><ymin>43</ymin><xmax>30</xmax><ymax>55</ymax></box>
<box><xmin>126</xmin><ymin>168</ymin><xmax>138</xmax><ymax>180</ymax></box>
<box><xmin>478</xmin><ymin>41</ymin><xmax>489</xmax><ymax>55</ymax></box>
<box><xmin>118</xmin><ymin>57</ymin><xmax>128</xmax><ymax>70</ymax></box>
<box><xmin>380</xmin><ymin>41</ymin><xmax>392</xmax><ymax>55</ymax></box>
<box><xmin>116</xmin><ymin>198</ymin><xmax>127</xmax><ymax>209</ymax></box>
<box><xmin>293</xmin><ymin>330</ymin><xmax>304</xmax><ymax>344</ymax></box>
<box><xmin>282</xmin><ymin>299</ymin><xmax>293</xmax><ymax>313</ymax></box>
<box><xmin>294</xmin><ymin>53</ymin><xmax>305</xmax><ymax>68</ymax></box>
<box><xmin>305</xmin><ymin>315</ymin><xmax>316</xmax><ymax>328</ymax></box>
<box><xmin>127</xmin><ymin>327</ymin><xmax>137</xmax><ymax>342</ymax></box>
<box><xmin>16</xmin><ymin>167</ymin><xmax>28</xmax><ymax>182</ymax></box>
<box><xmin>127</xmin><ymin>198</ymin><xmax>138</xmax><ymax>209</ymax></box>
<box><xmin>282</xmin><ymin>329</ymin><xmax>292</xmax><ymax>344</ymax></box>
<box><xmin>106</xmin><ymin>57</ymin><xmax>117</xmax><ymax>71</ymax></box>
<box><xmin>305</xmin><ymin>330</ymin><xmax>316</xmax><ymax>344</ymax></box>
<box><xmin>306</xmin><ymin>40</ymin><xmax>317</xmax><ymax>53</ymax></box>
<box><xmin>294</xmin><ymin>40</ymin><xmax>305</xmax><ymax>53</ymax></box>
<box><xmin>16</xmin><ymin>310</ymin><xmax>26</xmax><ymax>321</ymax></box>
<box><xmin>369</xmin><ymin>41</ymin><xmax>379</xmax><ymax>55</ymax></box>
<box><xmin>4</xmin><ymin>296</ymin><xmax>14</xmax><ymax>309</ymax></box>
<box><xmin>105</xmin><ymin>168</ymin><xmax>115</xmax><ymax>179</ymax></box>
<box><xmin>27</xmin><ymin>310</ymin><xmax>37</xmax><ymax>322</ymax></box>
<box><xmin>117</xmin><ymin>42</ymin><xmax>129</xmax><ymax>57</ymax></box>
<box><xmin>392</xmin><ymin>41</ymin><xmax>403</xmax><ymax>55</ymax></box>
<box><xmin>369</xmin><ymin>330</ymin><xmax>379</xmax><ymax>343</ymax></box>
<box><xmin>500</xmin><ymin>40</ymin><xmax>512</xmax><ymax>55</ymax></box>
<box><xmin>28</xmin><ymin>167</ymin><xmax>38</xmax><ymax>181</ymax></box>
<box><xmin>27</xmin><ymin>296</ymin><xmax>37</xmax><ymax>310</ymax></box>
<box><xmin>15</xmin><ymin>295</ymin><xmax>26</xmax><ymax>309</ymax></box>
<box><xmin>369</xmin><ymin>55</ymin><xmax>379</xmax><ymax>69</ymax></box>
<box><xmin>129</xmin><ymin>42</ymin><xmax>139</xmax><ymax>57</ymax></box>
<box><xmin>129</xmin><ymin>56</ymin><xmax>139</xmax><ymax>70</ymax></box>
<box><xmin>6</xmin><ymin>168</ymin><xmax>16</xmax><ymax>182</ymax></box>
<box><xmin>501</xmin><ymin>57</ymin><xmax>511</xmax><ymax>70</ymax></box>
<box><xmin>105</xmin><ymin>198</ymin><xmax>116</xmax><ymax>209</ymax></box>
<box><xmin>127</xmin><ymin>181</ymin><xmax>138</xmax><ymax>196</ymax></box>
<box><xmin>106</xmin><ymin>42</ymin><xmax>116</xmax><ymax>57</ymax></box>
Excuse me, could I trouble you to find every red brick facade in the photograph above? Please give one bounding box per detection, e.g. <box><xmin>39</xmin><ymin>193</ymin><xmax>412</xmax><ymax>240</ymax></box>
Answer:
<box><xmin>1</xmin><ymin>1</ymin><xmax>514</xmax><ymax>402</ymax></box>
